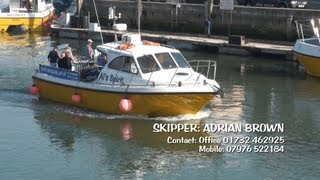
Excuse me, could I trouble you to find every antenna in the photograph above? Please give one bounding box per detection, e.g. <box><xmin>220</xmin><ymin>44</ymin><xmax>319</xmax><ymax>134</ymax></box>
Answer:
<box><xmin>108</xmin><ymin>7</ymin><xmax>122</xmax><ymax>42</ymax></box>
<box><xmin>108</xmin><ymin>7</ymin><xmax>122</xmax><ymax>26</ymax></box>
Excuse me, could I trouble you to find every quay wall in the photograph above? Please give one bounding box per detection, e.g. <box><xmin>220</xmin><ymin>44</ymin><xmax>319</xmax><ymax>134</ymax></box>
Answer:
<box><xmin>86</xmin><ymin>0</ymin><xmax>320</xmax><ymax>41</ymax></box>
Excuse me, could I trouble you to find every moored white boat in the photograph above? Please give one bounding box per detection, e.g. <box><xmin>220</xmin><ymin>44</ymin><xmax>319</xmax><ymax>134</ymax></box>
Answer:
<box><xmin>293</xmin><ymin>19</ymin><xmax>320</xmax><ymax>77</ymax></box>
<box><xmin>0</xmin><ymin>0</ymin><xmax>55</xmax><ymax>32</ymax></box>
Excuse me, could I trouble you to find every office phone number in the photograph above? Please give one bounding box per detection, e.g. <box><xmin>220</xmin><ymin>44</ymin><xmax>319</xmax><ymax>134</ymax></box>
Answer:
<box><xmin>222</xmin><ymin>136</ymin><xmax>285</xmax><ymax>144</ymax></box>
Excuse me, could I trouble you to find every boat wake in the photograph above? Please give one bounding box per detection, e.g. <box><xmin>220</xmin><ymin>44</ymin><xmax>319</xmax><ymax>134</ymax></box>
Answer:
<box><xmin>60</xmin><ymin>107</ymin><xmax>212</xmax><ymax>122</ymax></box>
<box><xmin>149</xmin><ymin>109</ymin><xmax>212</xmax><ymax>122</ymax></box>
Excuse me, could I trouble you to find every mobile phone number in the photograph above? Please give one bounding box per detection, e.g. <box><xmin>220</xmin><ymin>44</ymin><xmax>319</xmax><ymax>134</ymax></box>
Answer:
<box><xmin>222</xmin><ymin>136</ymin><xmax>285</xmax><ymax>144</ymax></box>
<box><xmin>225</xmin><ymin>145</ymin><xmax>285</xmax><ymax>153</ymax></box>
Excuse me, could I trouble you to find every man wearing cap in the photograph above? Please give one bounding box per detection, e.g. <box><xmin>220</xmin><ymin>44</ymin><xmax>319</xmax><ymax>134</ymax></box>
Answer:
<box><xmin>84</xmin><ymin>39</ymin><xmax>94</xmax><ymax>60</ymax></box>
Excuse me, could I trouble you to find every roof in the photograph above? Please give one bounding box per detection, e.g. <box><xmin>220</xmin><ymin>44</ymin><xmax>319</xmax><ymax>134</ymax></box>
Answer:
<box><xmin>96</xmin><ymin>41</ymin><xmax>180</xmax><ymax>58</ymax></box>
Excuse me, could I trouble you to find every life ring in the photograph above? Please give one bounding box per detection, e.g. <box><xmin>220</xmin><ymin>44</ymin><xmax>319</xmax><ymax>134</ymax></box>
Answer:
<box><xmin>143</xmin><ymin>41</ymin><xmax>160</xmax><ymax>46</ymax></box>
<box><xmin>119</xmin><ymin>43</ymin><xmax>135</xmax><ymax>50</ymax></box>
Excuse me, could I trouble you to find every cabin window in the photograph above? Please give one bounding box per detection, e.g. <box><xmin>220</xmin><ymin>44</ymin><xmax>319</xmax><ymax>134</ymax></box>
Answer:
<box><xmin>171</xmin><ymin>52</ymin><xmax>190</xmax><ymax>68</ymax></box>
<box><xmin>137</xmin><ymin>55</ymin><xmax>160</xmax><ymax>73</ymax></box>
<box><xmin>155</xmin><ymin>52</ymin><xmax>177</xmax><ymax>69</ymax></box>
<box><xmin>108</xmin><ymin>56</ymin><xmax>138</xmax><ymax>74</ymax></box>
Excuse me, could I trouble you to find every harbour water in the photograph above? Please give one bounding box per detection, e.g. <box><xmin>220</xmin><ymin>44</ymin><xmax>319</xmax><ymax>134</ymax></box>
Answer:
<box><xmin>0</xmin><ymin>33</ymin><xmax>319</xmax><ymax>179</ymax></box>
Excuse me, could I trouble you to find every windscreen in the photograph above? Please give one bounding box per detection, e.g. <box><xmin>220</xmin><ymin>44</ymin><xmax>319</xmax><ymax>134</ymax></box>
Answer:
<box><xmin>137</xmin><ymin>55</ymin><xmax>160</xmax><ymax>73</ymax></box>
<box><xmin>171</xmin><ymin>52</ymin><xmax>190</xmax><ymax>68</ymax></box>
<box><xmin>155</xmin><ymin>52</ymin><xmax>177</xmax><ymax>69</ymax></box>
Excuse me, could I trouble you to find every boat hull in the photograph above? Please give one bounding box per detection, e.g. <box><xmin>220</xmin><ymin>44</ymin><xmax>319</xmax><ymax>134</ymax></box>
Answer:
<box><xmin>33</xmin><ymin>77</ymin><xmax>215</xmax><ymax>117</ymax></box>
<box><xmin>293</xmin><ymin>38</ymin><xmax>320</xmax><ymax>77</ymax></box>
<box><xmin>293</xmin><ymin>52</ymin><xmax>320</xmax><ymax>77</ymax></box>
<box><xmin>0</xmin><ymin>9</ymin><xmax>54</xmax><ymax>31</ymax></box>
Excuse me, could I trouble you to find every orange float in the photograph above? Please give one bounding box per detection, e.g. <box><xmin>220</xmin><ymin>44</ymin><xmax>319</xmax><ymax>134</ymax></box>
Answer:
<box><xmin>119</xmin><ymin>98</ymin><xmax>133</xmax><ymax>113</ymax></box>
<box><xmin>71</xmin><ymin>93</ymin><xmax>81</xmax><ymax>103</ymax></box>
<box><xmin>29</xmin><ymin>84</ymin><xmax>40</xmax><ymax>95</ymax></box>
<box><xmin>119</xmin><ymin>43</ymin><xmax>135</xmax><ymax>50</ymax></box>
<box><xmin>143</xmin><ymin>41</ymin><xmax>160</xmax><ymax>46</ymax></box>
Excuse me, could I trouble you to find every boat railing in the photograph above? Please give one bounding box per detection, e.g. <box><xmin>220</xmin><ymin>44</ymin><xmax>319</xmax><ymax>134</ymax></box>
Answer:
<box><xmin>95</xmin><ymin>66</ymin><xmax>207</xmax><ymax>88</ymax></box>
<box><xmin>41</xmin><ymin>60</ymin><xmax>217</xmax><ymax>88</ymax></box>
<box><xmin>160</xmin><ymin>44</ymin><xmax>176</xmax><ymax>49</ymax></box>
<box><xmin>295</xmin><ymin>19</ymin><xmax>320</xmax><ymax>43</ymax></box>
<box><xmin>189</xmin><ymin>60</ymin><xmax>217</xmax><ymax>80</ymax></box>
<box><xmin>95</xmin><ymin>60</ymin><xmax>217</xmax><ymax>87</ymax></box>
<box><xmin>10</xmin><ymin>8</ymin><xmax>30</xmax><ymax>13</ymax></box>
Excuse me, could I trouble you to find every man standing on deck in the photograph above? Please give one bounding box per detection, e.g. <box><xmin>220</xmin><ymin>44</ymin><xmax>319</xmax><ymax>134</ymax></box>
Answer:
<box><xmin>47</xmin><ymin>46</ymin><xmax>59</xmax><ymax>67</ymax></box>
<box><xmin>84</xmin><ymin>39</ymin><xmax>94</xmax><ymax>61</ymax></box>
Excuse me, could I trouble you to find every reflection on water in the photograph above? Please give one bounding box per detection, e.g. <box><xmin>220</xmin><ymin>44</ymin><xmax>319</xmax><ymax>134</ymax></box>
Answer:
<box><xmin>33</xmin><ymin>102</ymin><xmax>220</xmax><ymax>152</ymax></box>
<box><xmin>32</xmin><ymin>103</ymin><xmax>222</xmax><ymax>179</ymax></box>
<box><xmin>209</xmin><ymin>85</ymin><xmax>245</xmax><ymax>122</ymax></box>
<box><xmin>0</xmin><ymin>32</ymin><xmax>51</xmax><ymax>49</ymax></box>
<box><xmin>295</xmin><ymin>76</ymin><xmax>320</xmax><ymax>100</ymax></box>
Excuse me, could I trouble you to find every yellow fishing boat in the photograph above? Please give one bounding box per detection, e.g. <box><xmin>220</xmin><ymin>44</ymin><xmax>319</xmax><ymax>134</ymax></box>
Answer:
<box><xmin>31</xmin><ymin>27</ymin><xmax>222</xmax><ymax>117</ymax></box>
<box><xmin>0</xmin><ymin>0</ymin><xmax>55</xmax><ymax>32</ymax></box>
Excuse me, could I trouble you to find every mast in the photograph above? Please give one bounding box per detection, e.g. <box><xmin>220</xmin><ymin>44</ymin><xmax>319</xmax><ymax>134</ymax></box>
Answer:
<box><xmin>137</xmin><ymin>0</ymin><xmax>142</xmax><ymax>35</ymax></box>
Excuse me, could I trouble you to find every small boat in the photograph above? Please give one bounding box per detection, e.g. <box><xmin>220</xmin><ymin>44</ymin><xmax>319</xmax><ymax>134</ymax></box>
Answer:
<box><xmin>293</xmin><ymin>19</ymin><xmax>320</xmax><ymax>77</ymax></box>
<box><xmin>0</xmin><ymin>0</ymin><xmax>55</xmax><ymax>32</ymax></box>
<box><xmin>31</xmin><ymin>26</ymin><xmax>222</xmax><ymax>117</ymax></box>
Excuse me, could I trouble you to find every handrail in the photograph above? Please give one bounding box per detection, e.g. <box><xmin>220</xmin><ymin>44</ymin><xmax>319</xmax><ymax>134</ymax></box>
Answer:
<box><xmin>146</xmin><ymin>70</ymin><xmax>154</xmax><ymax>86</ymax></box>
<box><xmin>295</xmin><ymin>19</ymin><xmax>320</xmax><ymax>43</ymax></box>
<box><xmin>168</xmin><ymin>67</ymin><xmax>179</xmax><ymax>87</ymax></box>
<box><xmin>93</xmin><ymin>60</ymin><xmax>217</xmax><ymax>87</ymax></box>
<box><xmin>160</xmin><ymin>44</ymin><xmax>176</xmax><ymax>49</ymax></box>
<box><xmin>189</xmin><ymin>60</ymin><xmax>217</xmax><ymax>80</ymax></box>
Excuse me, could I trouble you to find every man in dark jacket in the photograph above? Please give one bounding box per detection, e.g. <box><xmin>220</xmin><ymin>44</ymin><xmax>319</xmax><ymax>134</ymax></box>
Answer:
<box><xmin>58</xmin><ymin>52</ymin><xmax>72</xmax><ymax>70</ymax></box>
<box><xmin>47</xmin><ymin>46</ymin><xmax>59</xmax><ymax>67</ymax></box>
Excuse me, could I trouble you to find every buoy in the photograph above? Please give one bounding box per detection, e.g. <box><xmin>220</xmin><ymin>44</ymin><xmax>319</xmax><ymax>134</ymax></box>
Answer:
<box><xmin>42</xmin><ymin>22</ymin><xmax>48</xmax><ymax>27</ymax></box>
<box><xmin>119</xmin><ymin>98</ymin><xmax>132</xmax><ymax>113</ymax></box>
<box><xmin>42</xmin><ymin>21</ymin><xmax>51</xmax><ymax>28</ymax></box>
<box><xmin>29</xmin><ymin>84</ymin><xmax>40</xmax><ymax>95</ymax></box>
<box><xmin>71</xmin><ymin>93</ymin><xmax>81</xmax><ymax>103</ymax></box>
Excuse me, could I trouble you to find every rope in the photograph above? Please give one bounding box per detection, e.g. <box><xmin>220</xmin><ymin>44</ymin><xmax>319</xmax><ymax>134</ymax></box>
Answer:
<box><xmin>92</xmin><ymin>0</ymin><xmax>104</xmax><ymax>44</ymax></box>
<box><xmin>28</xmin><ymin>50</ymin><xmax>39</xmax><ymax>75</ymax></box>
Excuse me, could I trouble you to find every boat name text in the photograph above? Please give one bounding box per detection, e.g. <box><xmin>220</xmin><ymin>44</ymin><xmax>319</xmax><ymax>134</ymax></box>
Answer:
<box><xmin>99</xmin><ymin>73</ymin><xmax>124</xmax><ymax>83</ymax></box>
<box><xmin>6</xmin><ymin>14</ymin><xmax>27</xmax><ymax>17</ymax></box>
